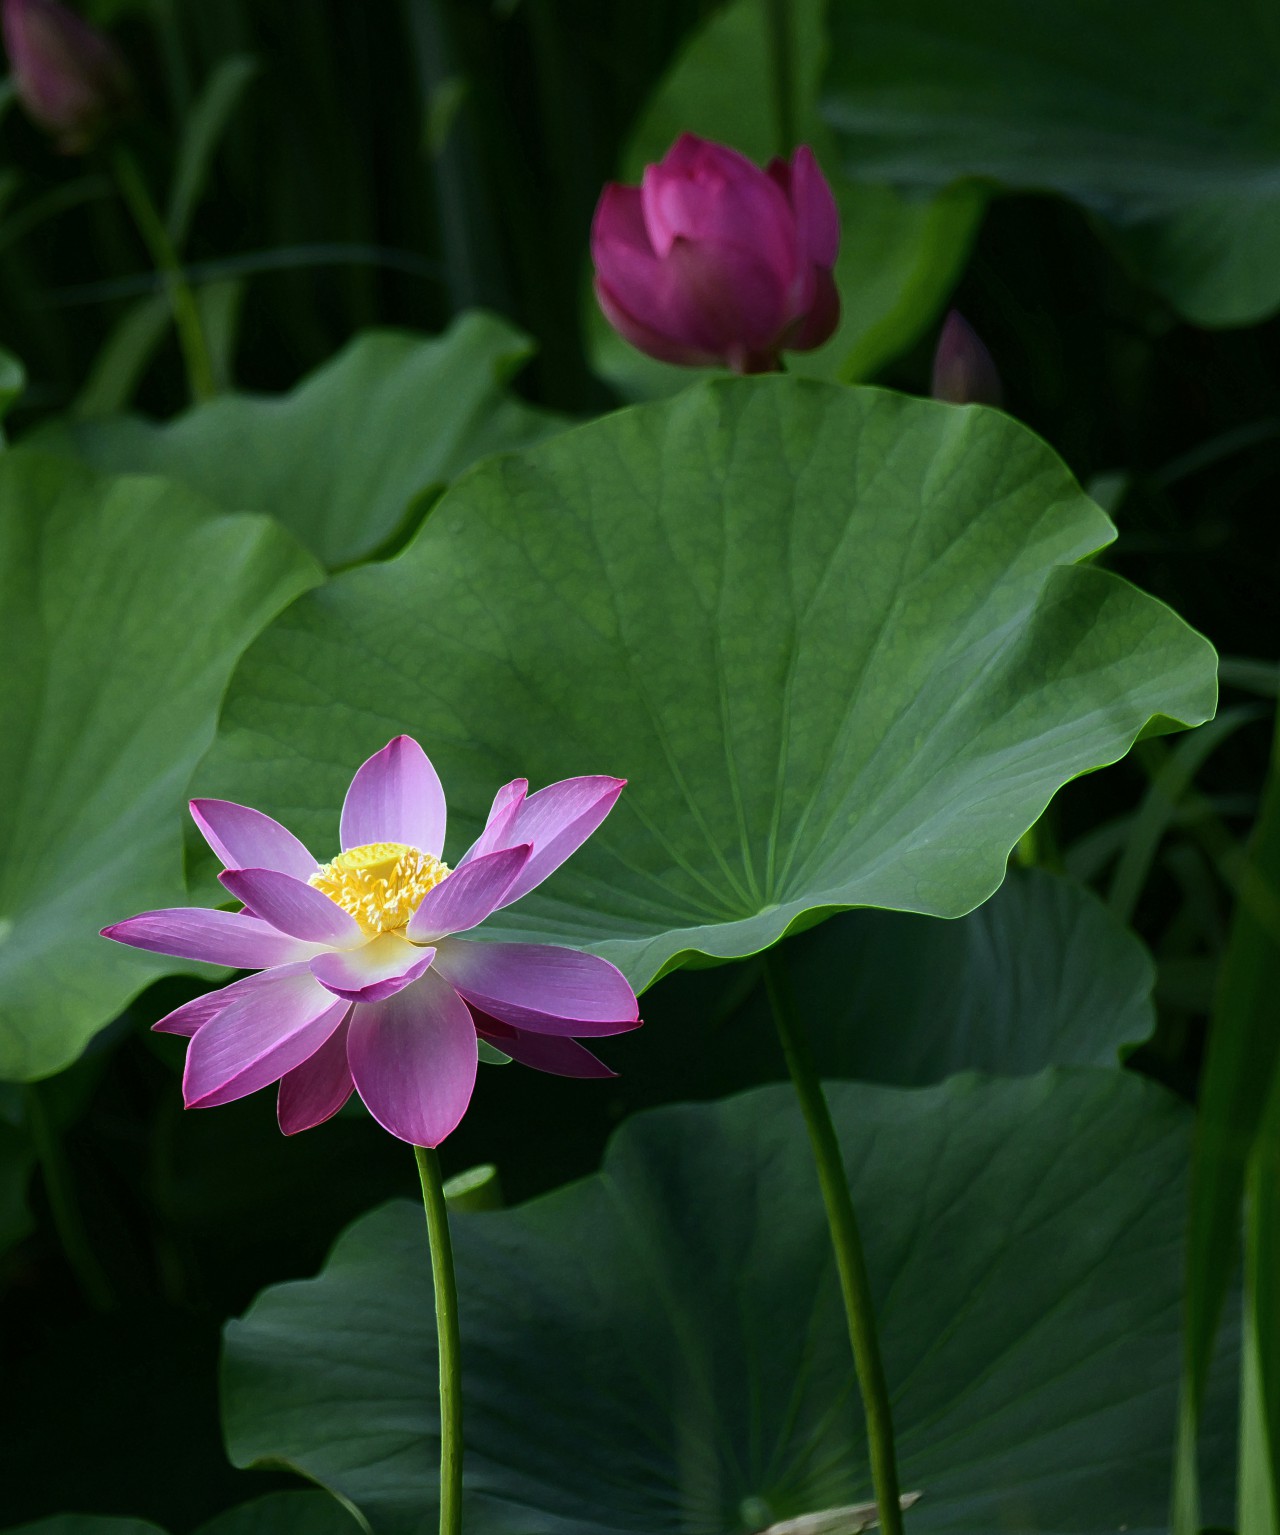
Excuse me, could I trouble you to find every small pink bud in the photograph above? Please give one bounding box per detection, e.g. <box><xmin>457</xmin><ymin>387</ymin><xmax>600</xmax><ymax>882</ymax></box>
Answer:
<box><xmin>2</xmin><ymin>0</ymin><xmax>133</xmax><ymax>153</ymax></box>
<box><xmin>930</xmin><ymin>310</ymin><xmax>1004</xmax><ymax>408</ymax></box>
<box><xmin>592</xmin><ymin>133</ymin><xmax>841</xmax><ymax>375</ymax></box>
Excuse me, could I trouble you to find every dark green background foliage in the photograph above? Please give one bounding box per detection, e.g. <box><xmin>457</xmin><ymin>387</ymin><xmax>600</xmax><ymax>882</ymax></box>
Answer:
<box><xmin>0</xmin><ymin>1</ymin><xmax>1276</xmax><ymax>1533</ymax></box>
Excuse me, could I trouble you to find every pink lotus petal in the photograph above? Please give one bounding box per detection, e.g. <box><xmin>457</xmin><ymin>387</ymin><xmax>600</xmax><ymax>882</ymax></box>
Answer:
<box><xmin>460</xmin><ymin>778</ymin><xmax>528</xmax><ymax>865</ymax></box>
<box><xmin>594</xmin><ymin>278</ymin><xmax>723</xmax><ymax>368</ymax></box>
<box><xmin>153</xmin><ymin>991</ymin><xmax>225</xmax><ymax>1038</ymax></box>
<box><xmin>786</xmin><ymin>145</ymin><xmax>840</xmax><ymax>269</ymax></box>
<box><xmin>475</xmin><ymin>1015</ymin><xmax>616</xmax><ymax>1079</ymax></box>
<box><xmin>407</xmin><ymin>845</ymin><xmax>532</xmax><ymax>941</ymax></box>
<box><xmin>785</xmin><ymin>265</ymin><xmax>840</xmax><ymax>353</ymax></box>
<box><xmin>340</xmin><ymin>736</ymin><xmax>446</xmax><ymax>856</ymax></box>
<box><xmin>594</xmin><ymin>182</ymin><xmax>764</xmax><ymax>357</ymax></box>
<box><xmin>101</xmin><ymin>908</ymin><xmax>324</xmax><ymax>969</ymax></box>
<box><xmin>346</xmin><ymin>971</ymin><xmax>478</xmax><ymax>1146</ymax></box>
<box><xmin>433</xmin><ymin>940</ymin><xmax>639</xmax><ymax>1036</ymax></box>
<box><xmin>641</xmin><ymin>137</ymin><xmax>795</xmax><ymax>279</ymax></box>
<box><xmin>590</xmin><ymin>182</ymin><xmax>656</xmax><ymax>259</ymax></box>
<box><xmin>152</xmin><ymin>966</ymin><xmax>306</xmax><ymax>1037</ymax></box>
<box><xmin>183</xmin><ymin>970</ymin><xmax>348</xmax><ymax>1109</ymax></box>
<box><xmin>220</xmin><ymin>868</ymin><xmax>365</xmax><ymax>947</ymax></box>
<box><xmin>486</xmin><ymin>776</ymin><xmax>624</xmax><ymax>908</ymax></box>
<box><xmin>277</xmin><ymin>1017</ymin><xmax>355</xmax><ymax>1134</ymax></box>
<box><xmin>310</xmin><ymin>934</ymin><xmax>436</xmax><ymax>1004</ymax></box>
<box><xmin>189</xmin><ymin>798</ymin><xmax>316</xmax><ymax>879</ymax></box>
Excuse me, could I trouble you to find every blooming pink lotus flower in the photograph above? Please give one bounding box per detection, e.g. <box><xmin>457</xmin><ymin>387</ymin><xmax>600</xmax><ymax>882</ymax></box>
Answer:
<box><xmin>102</xmin><ymin>738</ymin><xmax>640</xmax><ymax>1147</ymax></box>
<box><xmin>592</xmin><ymin>133</ymin><xmax>841</xmax><ymax>374</ymax></box>
<box><xmin>2</xmin><ymin>0</ymin><xmax>132</xmax><ymax>153</ymax></box>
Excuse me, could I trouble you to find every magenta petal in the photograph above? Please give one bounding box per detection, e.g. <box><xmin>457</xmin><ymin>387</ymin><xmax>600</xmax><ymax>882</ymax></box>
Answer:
<box><xmin>433</xmin><ymin>940</ymin><xmax>639</xmax><ymax>1036</ymax></box>
<box><xmin>278</xmin><ymin>1018</ymin><xmax>355</xmax><ymax>1134</ymax></box>
<box><xmin>787</xmin><ymin>145</ymin><xmax>840</xmax><ymax>268</ymax></box>
<box><xmin>641</xmin><ymin>139</ymin><xmax>796</xmax><ymax>281</ymax></box>
<box><xmin>595</xmin><ymin>278</ymin><xmax>723</xmax><ymax>367</ymax></box>
<box><xmin>152</xmin><ymin>990</ymin><xmax>226</xmax><ymax>1038</ymax></box>
<box><xmin>460</xmin><ymin>778</ymin><xmax>528</xmax><ymax>865</ymax></box>
<box><xmin>183</xmin><ymin>970</ymin><xmax>348</xmax><ymax>1109</ymax></box>
<box><xmin>491</xmin><ymin>776</ymin><xmax>624</xmax><ymax>907</ymax></box>
<box><xmin>102</xmin><ymin>908</ymin><xmax>323</xmax><ymax>969</ymax></box>
<box><xmin>310</xmin><ymin>935</ymin><xmax>436</xmax><ymax>1003</ymax></box>
<box><xmin>591</xmin><ymin>182</ymin><xmax>655</xmax><ymax>260</ymax></box>
<box><xmin>407</xmin><ymin>845</ymin><xmax>532</xmax><ymax>941</ymax></box>
<box><xmin>346</xmin><ymin>971</ymin><xmax>478</xmax><ymax>1146</ymax></box>
<box><xmin>786</xmin><ymin>265</ymin><xmax>841</xmax><ymax>353</ymax></box>
<box><xmin>152</xmin><ymin>966</ymin><xmax>304</xmax><ymax>1037</ymax></box>
<box><xmin>476</xmin><ymin>1019</ymin><xmax>616</xmax><ymax>1079</ymax></box>
<box><xmin>340</xmin><ymin>736</ymin><xmax>447</xmax><ymax>857</ymax></box>
<box><xmin>219</xmin><ymin>868</ymin><xmax>364</xmax><ymax>947</ymax></box>
<box><xmin>189</xmin><ymin>799</ymin><xmax>316</xmax><ymax>879</ymax></box>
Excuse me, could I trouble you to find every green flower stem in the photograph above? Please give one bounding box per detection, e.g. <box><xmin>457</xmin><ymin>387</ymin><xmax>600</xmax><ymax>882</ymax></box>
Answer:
<box><xmin>25</xmin><ymin>1082</ymin><xmax>114</xmax><ymax>1312</ymax></box>
<box><xmin>111</xmin><ymin>145</ymin><xmax>216</xmax><ymax>403</ymax></box>
<box><xmin>763</xmin><ymin>950</ymin><xmax>906</xmax><ymax>1535</ymax></box>
<box><xmin>414</xmin><ymin>1144</ymin><xmax>464</xmax><ymax>1535</ymax></box>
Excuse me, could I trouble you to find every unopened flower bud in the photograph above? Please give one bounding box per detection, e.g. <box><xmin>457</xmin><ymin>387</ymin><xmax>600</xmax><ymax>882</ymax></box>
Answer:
<box><xmin>930</xmin><ymin>310</ymin><xmax>1003</xmax><ymax>408</ymax></box>
<box><xmin>2</xmin><ymin>0</ymin><xmax>133</xmax><ymax>153</ymax></box>
<box><xmin>592</xmin><ymin>133</ymin><xmax>841</xmax><ymax>375</ymax></box>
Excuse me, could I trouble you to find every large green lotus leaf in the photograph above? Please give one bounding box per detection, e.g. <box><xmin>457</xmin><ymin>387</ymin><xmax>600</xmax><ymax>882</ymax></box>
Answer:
<box><xmin>820</xmin><ymin>0</ymin><xmax>1280</xmax><ymax>326</ymax></box>
<box><xmin>588</xmin><ymin>0</ymin><xmax>981</xmax><ymax>399</ymax></box>
<box><xmin>3</xmin><ymin>1493</ymin><xmax>359</xmax><ymax>1535</ymax></box>
<box><xmin>198</xmin><ymin>379</ymin><xmax>1215</xmax><ymax>992</ymax></box>
<box><xmin>640</xmin><ymin>865</ymin><xmax>1156</xmax><ymax>1100</ymax></box>
<box><xmin>32</xmin><ymin>312</ymin><xmax>563</xmax><ymax>569</ymax></box>
<box><xmin>222</xmin><ymin>1071</ymin><xmax>1235</xmax><ymax>1533</ymax></box>
<box><xmin>0</xmin><ymin>451</ymin><xmax>320</xmax><ymax>1081</ymax></box>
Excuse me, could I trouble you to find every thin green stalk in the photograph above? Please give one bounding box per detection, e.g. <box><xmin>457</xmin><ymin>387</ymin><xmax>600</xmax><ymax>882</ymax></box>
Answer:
<box><xmin>25</xmin><ymin>1083</ymin><xmax>114</xmax><ymax>1312</ymax></box>
<box><xmin>763</xmin><ymin>950</ymin><xmax>906</xmax><ymax>1535</ymax></box>
<box><xmin>111</xmin><ymin>145</ymin><xmax>215</xmax><ymax>402</ymax></box>
<box><xmin>414</xmin><ymin>1144</ymin><xmax>463</xmax><ymax>1535</ymax></box>
<box><xmin>763</xmin><ymin>0</ymin><xmax>796</xmax><ymax>156</ymax></box>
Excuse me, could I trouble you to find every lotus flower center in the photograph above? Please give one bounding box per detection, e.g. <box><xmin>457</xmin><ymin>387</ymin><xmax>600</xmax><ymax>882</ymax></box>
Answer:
<box><xmin>308</xmin><ymin>841</ymin><xmax>450</xmax><ymax>936</ymax></box>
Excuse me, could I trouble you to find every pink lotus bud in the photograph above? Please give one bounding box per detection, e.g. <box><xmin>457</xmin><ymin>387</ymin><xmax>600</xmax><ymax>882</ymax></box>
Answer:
<box><xmin>2</xmin><ymin>0</ymin><xmax>133</xmax><ymax>153</ymax></box>
<box><xmin>930</xmin><ymin>310</ymin><xmax>1004</xmax><ymax>408</ymax></box>
<box><xmin>592</xmin><ymin>134</ymin><xmax>840</xmax><ymax>374</ymax></box>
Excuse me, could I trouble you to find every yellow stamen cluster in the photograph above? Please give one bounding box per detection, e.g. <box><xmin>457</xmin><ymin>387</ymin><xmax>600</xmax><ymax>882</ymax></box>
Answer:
<box><xmin>308</xmin><ymin>841</ymin><xmax>449</xmax><ymax>936</ymax></box>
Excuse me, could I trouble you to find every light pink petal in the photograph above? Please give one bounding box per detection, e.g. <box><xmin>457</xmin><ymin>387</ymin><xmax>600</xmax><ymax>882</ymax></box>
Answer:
<box><xmin>153</xmin><ymin>990</ymin><xmax>227</xmax><ymax>1038</ymax></box>
<box><xmin>475</xmin><ymin>1015</ymin><xmax>616</xmax><ymax>1079</ymax></box>
<box><xmin>219</xmin><ymin>868</ymin><xmax>365</xmax><ymax>947</ymax></box>
<box><xmin>488</xmin><ymin>776</ymin><xmax>624</xmax><ymax>908</ymax></box>
<box><xmin>189</xmin><ymin>799</ymin><xmax>317</xmax><ymax>879</ymax></box>
<box><xmin>407</xmin><ymin>845</ymin><xmax>532</xmax><ymax>941</ymax></box>
<box><xmin>310</xmin><ymin>934</ymin><xmax>436</xmax><ymax>1003</ymax></box>
<box><xmin>182</xmin><ymin>969</ymin><xmax>348</xmax><ymax>1109</ymax></box>
<box><xmin>340</xmin><ymin>736</ymin><xmax>446</xmax><ymax>856</ymax></box>
<box><xmin>346</xmin><ymin>971</ymin><xmax>478</xmax><ymax>1146</ymax></box>
<box><xmin>433</xmin><ymin>940</ymin><xmax>639</xmax><ymax>1036</ymax></box>
<box><xmin>101</xmin><ymin>908</ymin><xmax>323</xmax><ymax>969</ymax></box>
<box><xmin>152</xmin><ymin>966</ymin><xmax>305</xmax><ymax>1037</ymax></box>
<box><xmin>277</xmin><ymin>1017</ymin><xmax>355</xmax><ymax>1134</ymax></box>
<box><xmin>459</xmin><ymin>778</ymin><xmax>528</xmax><ymax>865</ymax></box>
<box><xmin>786</xmin><ymin>145</ymin><xmax>840</xmax><ymax>268</ymax></box>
